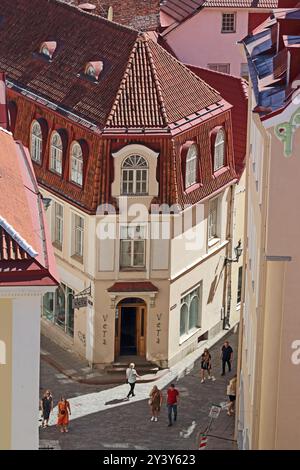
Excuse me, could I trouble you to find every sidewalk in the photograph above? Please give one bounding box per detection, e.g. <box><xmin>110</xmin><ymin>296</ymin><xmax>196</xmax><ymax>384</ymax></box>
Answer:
<box><xmin>41</xmin><ymin>319</ymin><xmax>239</xmax><ymax>386</ymax></box>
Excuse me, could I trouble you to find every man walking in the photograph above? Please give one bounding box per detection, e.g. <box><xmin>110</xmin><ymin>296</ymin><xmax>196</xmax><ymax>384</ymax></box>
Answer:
<box><xmin>221</xmin><ymin>340</ymin><xmax>233</xmax><ymax>376</ymax></box>
<box><xmin>167</xmin><ymin>383</ymin><xmax>179</xmax><ymax>427</ymax></box>
<box><xmin>126</xmin><ymin>363</ymin><xmax>140</xmax><ymax>399</ymax></box>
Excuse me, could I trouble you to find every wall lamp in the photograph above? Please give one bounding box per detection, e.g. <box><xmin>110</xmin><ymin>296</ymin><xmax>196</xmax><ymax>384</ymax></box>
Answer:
<box><xmin>41</xmin><ymin>196</ymin><xmax>52</xmax><ymax>211</ymax></box>
<box><xmin>225</xmin><ymin>239</ymin><xmax>243</xmax><ymax>265</ymax></box>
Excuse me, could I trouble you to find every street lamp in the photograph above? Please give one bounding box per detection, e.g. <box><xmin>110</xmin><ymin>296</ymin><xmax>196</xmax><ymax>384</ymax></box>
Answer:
<box><xmin>224</xmin><ymin>239</ymin><xmax>243</xmax><ymax>265</ymax></box>
<box><xmin>41</xmin><ymin>196</ymin><xmax>52</xmax><ymax>211</ymax></box>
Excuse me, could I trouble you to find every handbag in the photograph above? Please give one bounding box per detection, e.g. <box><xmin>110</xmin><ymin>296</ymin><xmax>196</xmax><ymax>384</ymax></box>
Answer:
<box><xmin>148</xmin><ymin>398</ymin><xmax>153</xmax><ymax>405</ymax></box>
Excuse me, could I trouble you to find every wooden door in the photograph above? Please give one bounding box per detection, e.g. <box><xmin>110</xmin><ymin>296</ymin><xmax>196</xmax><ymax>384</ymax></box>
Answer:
<box><xmin>136</xmin><ymin>305</ymin><xmax>146</xmax><ymax>357</ymax></box>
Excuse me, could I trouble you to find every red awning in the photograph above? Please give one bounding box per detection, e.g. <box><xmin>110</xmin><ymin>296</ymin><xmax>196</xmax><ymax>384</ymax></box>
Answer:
<box><xmin>107</xmin><ymin>282</ymin><xmax>158</xmax><ymax>293</ymax></box>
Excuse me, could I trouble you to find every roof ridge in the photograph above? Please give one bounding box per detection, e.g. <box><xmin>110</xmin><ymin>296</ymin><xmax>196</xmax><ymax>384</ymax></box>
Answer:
<box><xmin>0</xmin><ymin>216</ymin><xmax>38</xmax><ymax>258</ymax></box>
<box><xmin>147</xmin><ymin>39</ymin><xmax>222</xmax><ymax>98</ymax></box>
<box><xmin>143</xmin><ymin>35</ymin><xmax>170</xmax><ymax>127</ymax></box>
<box><xmin>53</xmin><ymin>0</ymin><xmax>139</xmax><ymax>34</ymax></box>
<box><xmin>105</xmin><ymin>37</ymin><xmax>141</xmax><ymax>127</ymax></box>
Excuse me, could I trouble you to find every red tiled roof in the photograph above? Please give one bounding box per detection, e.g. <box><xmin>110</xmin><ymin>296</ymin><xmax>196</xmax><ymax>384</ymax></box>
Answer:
<box><xmin>161</xmin><ymin>0</ymin><xmax>205</xmax><ymax>23</ymax></box>
<box><xmin>107</xmin><ymin>282</ymin><xmax>159</xmax><ymax>293</ymax></box>
<box><xmin>161</xmin><ymin>0</ymin><xmax>280</xmax><ymax>26</ymax></box>
<box><xmin>203</xmin><ymin>0</ymin><xmax>278</xmax><ymax>7</ymax></box>
<box><xmin>105</xmin><ymin>36</ymin><xmax>221</xmax><ymax>129</ymax></box>
<box><xmin>187</xmin><ymin>65</ymin><xmax>248</xmax><ymax>178</ymax></box>
<box><xmin>0</xmin><ymin>127</ymin><xmax>58</xmax><ymax>287</ymax></box>
<box><xmin>0</xmin><ymin>0</ymin><xmax>221</xmax><ymax>131</ymax></box>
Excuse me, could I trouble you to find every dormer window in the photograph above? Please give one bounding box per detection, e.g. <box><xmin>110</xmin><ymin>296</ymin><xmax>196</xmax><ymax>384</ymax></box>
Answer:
<box><xmin>40</xmin><ymin>41</ymin><xmax>57</xmax><ymax>60</ymax></box>
<box><xmin>84</xmin><ymin>61</ymin><xmax>103</xmax><ymax>81</ymax></box>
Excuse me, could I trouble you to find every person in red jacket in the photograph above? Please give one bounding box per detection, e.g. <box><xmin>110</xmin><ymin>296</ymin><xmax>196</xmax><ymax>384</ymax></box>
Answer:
<box><xmin>167</xmin><ymin>383</ymin><xmax>179</xmax><ymax>427</ymax></box>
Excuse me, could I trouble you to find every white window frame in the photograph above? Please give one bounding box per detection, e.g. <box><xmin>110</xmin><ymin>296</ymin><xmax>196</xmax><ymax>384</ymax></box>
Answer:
<box><xmin>180</xmin><ymin>285</ymin><xmax>202</xmax><ymax>339</ymax></box>
<box><xmin>121</xmin><ymin>155</ymin><xmax>148</xmax><ymax>196</ymax></box>
<box><xmin>208</xmin><ymin>63</ymin><xmax>230</xmax><ymax>74</ymax></box>
<box><xmin>214</xmin><ymin>128</ymin><xmax>226</xmax><ymax>172</ymax></box>
<box><xmin>120</xmin><ymin>224</ymin><xmax>146</xmax><ymax>269</ymax></box>
<box><xmin>30</xmin><ymin>120</ymin><xmax>42</xmax><ymax>163</ymax></box>
<box><xmin>50</xmin><ymin>131</ymin><xmax>63</xmax><ymax>175</ymax></box>
<box><xmin>221</xmin><ymin>12</ymin><xmax>236</xmax><ymax>33</ymax></box>
<box><xmin>208</xmin><ymin>197</ymin><xmax>219</xmax><ymax>243</ymax></box>
<box><xmin>70</xmin><ymin>141</ymin><xmax>83</xmax><ymax>186</ymax></box>
<box><xmin>185</xmin><ymin>144</ymin><xmax>198</xmax><ymax>188</ymax></box>
<box><xmin>53</xmin><ymin>202</ymin><xmax>63</xmax><ymax>248</ymax></box>
<box><xmin>73</xmin><ymin>213</ymin><xmax>84</xmax><ymax>260</ymax></box>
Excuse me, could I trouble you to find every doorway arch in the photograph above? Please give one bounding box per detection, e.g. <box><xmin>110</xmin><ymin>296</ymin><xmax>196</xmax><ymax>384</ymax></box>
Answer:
<box><xmin>115</xmin><ymin>298</ymin><xmax>147</xmax><ymax>358</ymax></box>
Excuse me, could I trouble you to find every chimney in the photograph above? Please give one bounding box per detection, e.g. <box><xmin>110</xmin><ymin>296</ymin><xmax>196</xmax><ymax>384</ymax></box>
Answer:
<box><xmin>0</xmin><ymin>72</ymin><xmax>8</xmax><ymax>130</ymax></box>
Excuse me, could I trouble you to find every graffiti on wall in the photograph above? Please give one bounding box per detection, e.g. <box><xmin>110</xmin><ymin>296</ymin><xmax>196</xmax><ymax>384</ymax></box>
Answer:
<box><xmin>77</xmin><ymin>331</ymin><xmax>86</xmax><ymax>347</ymax></box>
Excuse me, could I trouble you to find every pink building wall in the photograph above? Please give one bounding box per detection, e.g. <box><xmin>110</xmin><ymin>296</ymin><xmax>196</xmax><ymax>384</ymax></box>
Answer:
<box><xmin>164</xmin><ymin>9</ymin><xmax>250</xmax><ymax>76</ymax></box>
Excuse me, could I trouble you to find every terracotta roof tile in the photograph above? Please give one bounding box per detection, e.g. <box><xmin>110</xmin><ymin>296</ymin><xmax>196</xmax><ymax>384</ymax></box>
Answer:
<box><xmin>0</xmin><ymin>127</ymin><xmax>58</xmax><ymax>286</ymax></box>
<box><xmin>0</xmin><ymin>0</ymin><xmax>221</xmax><ymax>131</ymax></box>
<box><xmin>187</xmin><ymin>65</ymin><xmax>248</xmax><ymax>178</ymax></box>
<box><xmin>107</xmin><ymin>282</ymin><xmax>159</xmax><ymax>293</ymax></box>
<box><xmin>105</xmin><ymin>35</ymin><xmax>221</xmax><ymax>129</ymax></box>
<box><xmin>161</xmin><ymin>0</ymin><xmax>281</xmax><ymax>25</ymax></box>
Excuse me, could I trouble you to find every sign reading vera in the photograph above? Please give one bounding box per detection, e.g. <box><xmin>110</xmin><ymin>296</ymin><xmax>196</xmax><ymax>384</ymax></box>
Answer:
<box><xmin>0</xmin><ymin>340</ymin><xmax>6</xmax><ymax>365</ymax></box>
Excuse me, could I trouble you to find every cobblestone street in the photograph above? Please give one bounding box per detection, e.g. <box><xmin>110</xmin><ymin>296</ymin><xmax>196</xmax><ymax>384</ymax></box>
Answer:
<box><xmin>39</xmin><ymin>329</ymin><xmax>238</xmax><ymax>450</ymax></box>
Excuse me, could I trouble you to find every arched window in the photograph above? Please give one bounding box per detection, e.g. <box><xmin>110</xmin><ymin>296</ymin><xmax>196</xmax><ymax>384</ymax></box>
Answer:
<box><xmin>50</xmin><ymin>131</ymin><xmax>63</xmax><ymax>175</ymax></box>
<box><xmin>214</xmin><ymin>128</ymin><xmax>225</xmax><ymax>171</ymax></box>
<box><xmin>70</xmin><ymin>142</ymin><xmax>83</xmax><ymax>186</ymax></box>
<box><xmin>185</xmin><ymin>143</ymin><xmax>198</xmax><ymax>188</ymax></box>
<box><xmin>122</xmin><ymin>155</ymin><xmax>148</xmax><ymax>195</ymax></box>
<box><xmin>180</xmin><ymin>286</ymin><xmax>201</xmax><ymax>337</ymax></box>
<box><xmin>30</xmin><ymin>120</ymin><xmax>42</xmax><ymax>163</ymax></box>
<box><xmin>180</xmin><ymin>303</ymin><xmax>189</xmax><ymax>337</ymax></box>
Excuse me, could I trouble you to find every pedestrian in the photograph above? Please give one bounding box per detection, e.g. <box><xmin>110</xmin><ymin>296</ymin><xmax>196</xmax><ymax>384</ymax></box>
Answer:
<box><xmin>200</xmin><ymin>348</ymin><xmax>216</xmax><ymax>383</ymax></box>
<box><xmin>57</xmin><ymin>396</ymin><xmax>71</xmax><ymax>433</ymax></box>
<box><xmin>40</xmin><ymin>390</ymin><xmax>53</xmax><ymax>428</ymax></box>
<box><xmin>148</xmin><ymin>385</ymin><xmax>163</xmax><ymax>422</ymax></box>
<box><xmin>221</xmin><ymin>340</ymin><xmax>233</xmax><ymax>375</ymax></box>
<box><xmin>167</xmin><ymin>383</ymin><xmax>179</xmax><ymax>427</ymax></box>
<box><xmin>126</xmin><ymin>362</ymin><xmax>140</xmax><ymax>399</ymax></box>
<box><xmin>226</xmin><ymin>375</ymin><xmax>237</xmax><ymax>416</ymax></box>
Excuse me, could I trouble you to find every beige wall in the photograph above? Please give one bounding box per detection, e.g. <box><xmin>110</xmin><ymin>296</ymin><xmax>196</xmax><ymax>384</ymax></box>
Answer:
<box><xmin>238</xmin><ymin>85</ymin><xmax>300</xmax><ymax>449</ymax></box>
<box><xmin>0</xmin><ymin>299</ymin><xmax>12</xmax><ymax>450</ymax></box>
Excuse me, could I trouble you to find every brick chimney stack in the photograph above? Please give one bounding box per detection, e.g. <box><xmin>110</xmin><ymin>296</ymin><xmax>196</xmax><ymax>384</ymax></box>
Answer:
<box><xmin>75</xmin><ymin>1</ymin><xmax>160</xmax><ymax>31</ymax></box>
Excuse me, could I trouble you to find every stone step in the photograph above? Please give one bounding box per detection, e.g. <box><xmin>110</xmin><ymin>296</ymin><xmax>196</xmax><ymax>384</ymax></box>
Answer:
<box><xmin>106</xmin><ymin>366</ymin><xmax>159</xmax><ymax>375</ymax></box>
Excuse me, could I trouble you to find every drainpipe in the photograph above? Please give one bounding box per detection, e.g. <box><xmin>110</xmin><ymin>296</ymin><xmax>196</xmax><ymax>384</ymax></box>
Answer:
<box><xmin>223</xmin><ymin>183</ymin><xmax>235</xmax><ymax>329</ymax></box>
<box><xmin>0</xmin><ymin>72</ymin><xmax>8</xmax><ymax>130</ymax></box>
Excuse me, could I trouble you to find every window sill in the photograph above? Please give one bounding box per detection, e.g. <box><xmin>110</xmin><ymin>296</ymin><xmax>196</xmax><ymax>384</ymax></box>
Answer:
<box><xmin>120</xmin><ymin>267</ymin><xmax>146</xmax><ymax>272</ymax></box>
<box><xmin>221</xmin><ymin>30</ymin><xmax>236</xmax><ymax>34</ymax></box>
<box><xmin>208</xmin><ymin>237</ymin><xmax>220</xmax><ymax>249</ymax></box>
<box><xmin>49</xmin><ymin>169</ymin><xmax>63</xmax><ymax>177</ymax></box>
<box><xmin>71</xmin><ymin>254</ymin><xmax>83</xmax><ymax>264</ymax></box>
<box><xmin>179</xmin><ymin>327</ymin><xmax>201</xmax><ymax>346</ymax></box>
<box><xmin>213</xmin><ymin>166</ymin><xmax>229</xmax><ymax>178</ymax></box>
<box><xmin>52</xmin><ymin>241</ymin><xmax>62</xmax><ymax>251</ymax></box>
<box><xmin>69</xmin><ymin>180</ymin><xmax>83</xmax><ymax>190</ymax></box>
<box><xmin>184</xmin><ymin>182</ymin><xmax>203</xmax><ymax>194</ymax></box>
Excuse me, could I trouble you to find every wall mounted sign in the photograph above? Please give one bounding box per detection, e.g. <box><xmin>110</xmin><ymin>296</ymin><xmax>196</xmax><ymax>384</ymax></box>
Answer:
<box><xmin>274</xmin><ymin>107</ymin><xmax>300</xmax><ymax>157</ymax></box>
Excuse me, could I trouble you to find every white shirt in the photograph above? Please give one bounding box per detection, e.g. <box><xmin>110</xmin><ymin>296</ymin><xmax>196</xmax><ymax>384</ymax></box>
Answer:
<box><xmin>126</xmin><ymin>367</ymin><xmax>137</xmax><ymax>384</ymax></box>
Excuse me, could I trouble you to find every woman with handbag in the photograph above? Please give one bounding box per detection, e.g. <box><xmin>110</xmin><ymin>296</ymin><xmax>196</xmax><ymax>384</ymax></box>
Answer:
<box><xmin>200</xmin><ymin>348</ymin><xmax>215</xmax><ymax>383</ymax></box>
<box><xmin>57</xmin><ymin>396</ymin><xmax>71</xmax><ymax>433</ymax></box>
<box><xmin>148</xmin><ymin>385</ymin><xmax>163</xmax><ymax>422</ymax></box>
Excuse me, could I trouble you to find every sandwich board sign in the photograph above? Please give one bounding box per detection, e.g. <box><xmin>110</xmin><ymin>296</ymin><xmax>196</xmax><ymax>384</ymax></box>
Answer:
<box><xmin>209</xmin><ymin>404</ymin><xmax>221</xmax><ymax>419</ymax></box>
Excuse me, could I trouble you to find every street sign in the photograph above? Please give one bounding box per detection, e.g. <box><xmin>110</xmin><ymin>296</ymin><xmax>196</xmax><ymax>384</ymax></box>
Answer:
<box><xmin>209</xmin><ymin>405</ymin><xmax>221</xmax><ymax>419</ymax></box>
<box><xmin>73</xmin><ymin>296</ymin><xmax>88</xmax><ymax>309</ymax></box>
